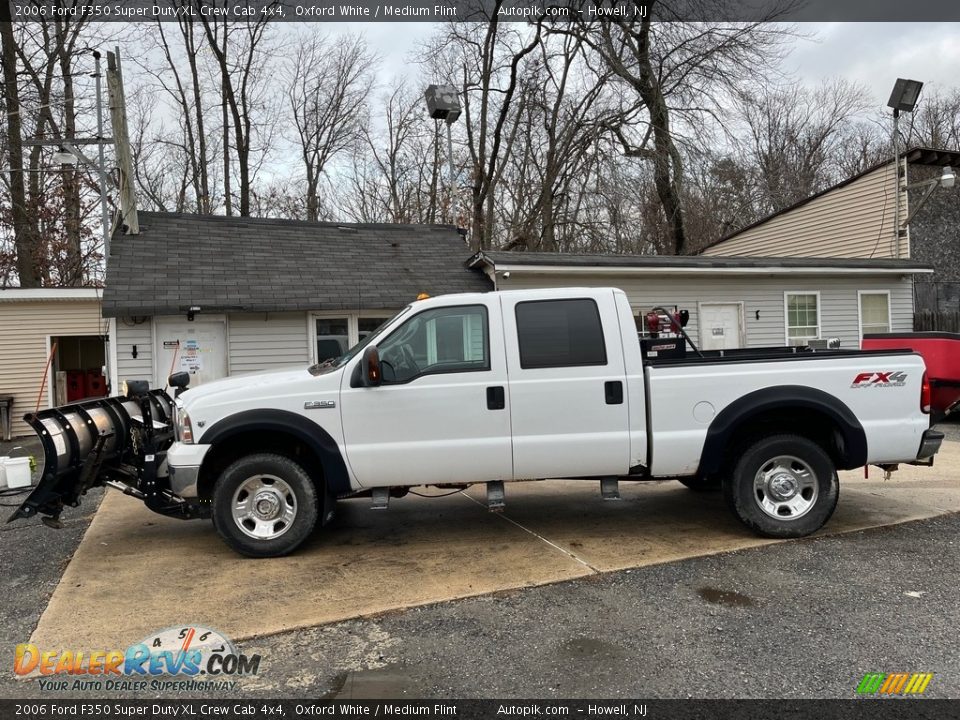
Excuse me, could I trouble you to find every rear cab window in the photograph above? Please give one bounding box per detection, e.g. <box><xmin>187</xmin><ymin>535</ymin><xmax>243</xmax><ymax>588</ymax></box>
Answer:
<box><xmin>515</xmin><ymin>299</ymin><xmax>607</xmax><ymax>369</ymax></box>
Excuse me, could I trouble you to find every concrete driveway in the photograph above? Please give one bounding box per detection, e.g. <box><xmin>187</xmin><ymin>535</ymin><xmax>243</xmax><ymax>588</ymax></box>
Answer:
<box><xmin>22</xmin><ymin>435</ymin><xmax>960</xmax><ymax>653</ymax></box>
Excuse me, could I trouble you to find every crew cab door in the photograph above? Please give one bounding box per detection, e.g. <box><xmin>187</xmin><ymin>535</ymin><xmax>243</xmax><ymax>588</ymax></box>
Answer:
<box><xmin>339</xmin><ymin>297</ymin><xmax>512</xmax><ymax>487</ymax></box>
<box><xmin>500</xmin><ymin>290</ymin><xmax>631</xmax><ymax>479</ymax></box>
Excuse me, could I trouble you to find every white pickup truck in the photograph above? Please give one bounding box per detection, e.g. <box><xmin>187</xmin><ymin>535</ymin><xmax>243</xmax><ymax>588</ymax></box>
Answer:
<box><xmin>12</xmin><ymin>287</ymin><xmax>943</xmax><ymax>557</ymax></box>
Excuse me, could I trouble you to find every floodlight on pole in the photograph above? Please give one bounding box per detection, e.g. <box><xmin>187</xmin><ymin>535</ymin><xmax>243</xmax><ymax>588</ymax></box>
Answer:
<box><xmin>901</xmin><ymin>165</ymin><xmax>958</xmax><ymax>228</ymax></box>
<box><xmin>51</xmin><ymin>148</ymin><xmax>78</xmax><ymax>165</ymax></box>
<box><xmin>424</xmin><ymin>84</ymin><xmax>461</xmax><ymax>224</ymax></box>
<box><xmin>887</xmin><ymin>78</ymin><xmax>924</xmax><ymax>113</ymax></box>
<box><xmin>940</xmin><ymin>166</ymin><xmax>956</xmax><ymax>189</ymax></box>
<box><xmin>887</xmin><ymin>78</ymin><xmax>924</xmax><ymax>259</ymax></box>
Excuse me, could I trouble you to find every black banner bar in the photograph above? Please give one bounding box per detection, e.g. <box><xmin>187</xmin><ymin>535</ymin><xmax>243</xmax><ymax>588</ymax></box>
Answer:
<box><xmin>7</xmin><ymin>0</ymin><xmax>960</xmax><ymax>23</ymax></box>
<box><xmin>2</xmin><ymin>700</ymin><xmax>960</xmax><ymax>720</ymax></box>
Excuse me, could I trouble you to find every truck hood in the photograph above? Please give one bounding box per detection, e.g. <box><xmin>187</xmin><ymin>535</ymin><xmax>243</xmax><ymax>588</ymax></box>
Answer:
<box><xmin>178</xmin><ymin>364</ymin><xmax>344</xmax><ymax>422</ymax></box>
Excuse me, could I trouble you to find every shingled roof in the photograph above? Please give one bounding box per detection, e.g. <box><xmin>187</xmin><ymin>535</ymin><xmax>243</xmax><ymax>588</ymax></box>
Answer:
<box><xmin>468</xmin><ymin>251</ymin><xmax>933</xmax><ymax>273</ymax></box>
<box><xmin>102</xmin><ymin>212</ymin><xmax>491</xmax><ymax>318</ymax></box>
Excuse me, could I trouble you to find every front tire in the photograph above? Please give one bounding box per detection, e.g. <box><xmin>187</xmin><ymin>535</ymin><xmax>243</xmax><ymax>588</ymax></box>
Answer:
<box><xmin>212</xmin><ymin>453</ymin><xmax>318</xmax><ymax>558</ymax></box>
<box><xmin>723</xmin><ymin>434</ymin><xmax>838</xmax><ymax>538</ymax></box>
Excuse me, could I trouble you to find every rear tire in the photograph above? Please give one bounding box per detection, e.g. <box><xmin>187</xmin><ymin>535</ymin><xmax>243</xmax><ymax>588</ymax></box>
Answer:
<box><xmin>212</xmin><ymin>453</ymin><xmax>318</xmax><ymax>558</ymax></box>
<box><xmin>723</xmin><ymin>434</ymin><xmax>838</xmax><ymax>538</ymax></box>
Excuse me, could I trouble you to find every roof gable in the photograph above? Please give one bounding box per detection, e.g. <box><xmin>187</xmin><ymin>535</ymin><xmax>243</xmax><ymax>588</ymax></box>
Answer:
<box><xmin>699</xmin><ymin>146</ymin><xmax>960</xmax><ymax>256</ymax></box>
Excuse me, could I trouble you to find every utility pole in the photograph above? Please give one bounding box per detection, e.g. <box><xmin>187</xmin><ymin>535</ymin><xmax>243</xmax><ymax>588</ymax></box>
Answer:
<box><xmin>92</xmin><ymin>51</ymin><xmax>111</xmax><ymax>257</ymax></box>
<box><xmin>106</xmin><ymin>48</ymin><xmax>139</xmax><ymax>235</ymax></box>
<box><xmin>892</xmin><ymin>108</ymin><xmax>901</xmax><ymax>259</ymax></box>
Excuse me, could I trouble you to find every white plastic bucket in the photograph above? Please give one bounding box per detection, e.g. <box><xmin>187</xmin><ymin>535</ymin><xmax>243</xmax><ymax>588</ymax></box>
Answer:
<box><xmin>1</xmin><ymin>456</ymin><xmax>31</xmax><ymax>489</ymax></box>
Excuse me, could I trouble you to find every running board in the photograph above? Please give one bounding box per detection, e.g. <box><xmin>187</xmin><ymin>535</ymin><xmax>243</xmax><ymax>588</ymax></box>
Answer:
<box><xmin>371</xmin><ymin>487</ymin><xmax>390</xmax><ymax>510</ymax></box>
<box><xmin>600</xmin><ymin>477</ymin><xmax>621</xmax><ymax>500</ymax></box>
<box><xmin>487</xmin><ymin>481</ymin><xmax>505</xmax><ymax>512</ymax></box>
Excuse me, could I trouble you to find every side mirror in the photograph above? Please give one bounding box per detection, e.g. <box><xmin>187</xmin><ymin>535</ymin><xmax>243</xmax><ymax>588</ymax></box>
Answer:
<box><xmin>360</xmin><ymin>346</ymin><xmax>382</xmax><ymax>387</ymax></box>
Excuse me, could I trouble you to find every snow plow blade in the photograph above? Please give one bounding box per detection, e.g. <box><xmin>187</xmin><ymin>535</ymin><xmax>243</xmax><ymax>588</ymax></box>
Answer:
<box><xmin>7</xmin><ymin>388</ymin><xmax>203</xmax><ymax>527</ymax></box>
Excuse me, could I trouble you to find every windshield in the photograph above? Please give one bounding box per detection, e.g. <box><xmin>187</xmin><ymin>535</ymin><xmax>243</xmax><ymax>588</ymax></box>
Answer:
<box><xmin>308</xmin><ymin>306</ymin><xmax>411</xmax><ymax>375</ymax></box>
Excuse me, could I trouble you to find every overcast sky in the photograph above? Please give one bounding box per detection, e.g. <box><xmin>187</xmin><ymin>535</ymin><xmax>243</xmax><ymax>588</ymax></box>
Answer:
<box><xmin>341</xmin><ymin>22</ymin><xmax>960</xmax><ymax>108</ymax></box>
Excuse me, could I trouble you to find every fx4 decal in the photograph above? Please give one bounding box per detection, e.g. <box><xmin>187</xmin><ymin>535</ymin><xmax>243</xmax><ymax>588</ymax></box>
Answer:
<box><xmin>851</xmin><ymin>371</ymin><xmax>908</xmax><ymax>388</ymax></box>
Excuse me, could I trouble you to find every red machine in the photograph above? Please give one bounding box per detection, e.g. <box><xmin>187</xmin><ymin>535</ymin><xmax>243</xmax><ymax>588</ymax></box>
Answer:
<box><xmin>65</xmin><ymin>370</ymin><xmax>86</xmax><ymax>403</ymax></box>
<box><xmin>85</xmin><ymin>370</ymin><xmax>107</xmax><ymax>397</ymax></box>
<box><xmin>862</xmin><ymin>332</ymin><xmax>960</xmax><ymax>420</ymax></box>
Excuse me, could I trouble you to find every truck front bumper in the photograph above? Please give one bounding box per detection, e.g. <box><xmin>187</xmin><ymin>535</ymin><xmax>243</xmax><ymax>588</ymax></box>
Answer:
<box><xmin>167</xmin><ymin>442</ymin><xmax>210</xmax><ymax>499</ymax></box>
<box><xmin>916</xmin><ymin>429</ymin><xmax>944</xmax><ymax>463</ymax></box>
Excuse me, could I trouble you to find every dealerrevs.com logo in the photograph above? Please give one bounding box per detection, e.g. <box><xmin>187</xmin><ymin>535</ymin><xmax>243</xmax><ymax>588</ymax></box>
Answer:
<box><xmin>851</xmin><ymin>371</ymin><xmax>909</xmax><ymax>388</ymax></box>
<box><xmin>15</xmin><ymin>626</ymin><xmax>261</xmax><ymax>693</ymax></box>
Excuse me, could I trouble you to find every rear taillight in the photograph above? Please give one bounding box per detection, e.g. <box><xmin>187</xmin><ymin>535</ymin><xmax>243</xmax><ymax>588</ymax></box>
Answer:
<box><xmin>921</xmin><ymin>371</ymin><xmax>931</xmax><ymax>414</ymax></box>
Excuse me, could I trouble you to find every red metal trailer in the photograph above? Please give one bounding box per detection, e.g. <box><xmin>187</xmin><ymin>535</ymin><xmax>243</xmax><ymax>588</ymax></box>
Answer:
<box><xmin>863</xmin><ymin>332</ymin><xmax>960</xmax><ymax>421</ymax></box>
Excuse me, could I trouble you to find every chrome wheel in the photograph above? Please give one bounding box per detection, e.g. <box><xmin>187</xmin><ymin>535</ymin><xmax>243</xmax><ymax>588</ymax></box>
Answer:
<box><xmin>753</xmin><ymin>455</ymin><xmax>818</xmax><ymax>520</ymax></box>
<box><xmin>231</xmin><ymin>474</ymin><xmax>298</xmax><ymax>540</ymax></box>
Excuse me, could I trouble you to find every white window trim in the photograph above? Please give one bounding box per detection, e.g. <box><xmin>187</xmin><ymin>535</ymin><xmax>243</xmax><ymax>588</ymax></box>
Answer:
<box><xmin>857</xmin><ymin>290</ymin><xmax>892</xmax><ymax>341</ymax></box>
<box><xmin>783</xmin><ymin>291</ymin><xmax>821</xmax><ymax>346</ymax></box>
<box><xmin>308</xmin><ymin>310</ymin><xmax>398</xmax><ymax>364</ymax></box>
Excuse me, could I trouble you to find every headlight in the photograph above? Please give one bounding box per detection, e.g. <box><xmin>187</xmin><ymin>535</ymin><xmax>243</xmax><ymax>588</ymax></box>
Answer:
<box><xmin>175</xmin><ymin>405</ymin><xmax>194</xmax><ymax>444</ymax></box>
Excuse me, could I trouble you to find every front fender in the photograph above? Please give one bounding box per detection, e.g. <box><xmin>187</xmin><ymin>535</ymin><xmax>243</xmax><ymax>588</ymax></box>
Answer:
<box><xmin>199</xmin><ymin>409</ymin><xmax>352</xmax><ymax>496</ymax></box>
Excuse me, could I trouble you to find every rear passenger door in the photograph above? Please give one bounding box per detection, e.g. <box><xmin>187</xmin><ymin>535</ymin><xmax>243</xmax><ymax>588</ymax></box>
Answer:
<box><xmin>501</xmin><ymin>290</ymin><xmax>631</xmax><ymax>479</ymax></box>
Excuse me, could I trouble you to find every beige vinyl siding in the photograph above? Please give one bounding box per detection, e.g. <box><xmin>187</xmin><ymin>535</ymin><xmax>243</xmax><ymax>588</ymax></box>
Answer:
<box><xmin>0</xmin><ymin>300</ymin><xmax>104</xmax><ymax>438</ymax></box>
<box><xmin>115</xmin><ymin>317</ymin><xmax>154</xmax><ymax>384</ymax></box>
<box><xmin>228</xmin><ymin>312</ymin><xmax>310</xmax><ymax>375</ymax></box>
<box><xmin>703</xmin><ymin>164</ymin><xmax>908</xmax><ymax>259</ymax></box>
<box><xmin>497</xmin><ymin>272</ymin><xmax>914</xmax><ymax>351</ymax></box>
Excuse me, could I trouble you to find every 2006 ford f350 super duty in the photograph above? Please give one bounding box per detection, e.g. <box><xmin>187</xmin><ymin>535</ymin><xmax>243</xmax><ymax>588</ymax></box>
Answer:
<box><xmin>9</xmin><ymin>287</ymin><xmax>944</xmax><ymax>557</ymax></box>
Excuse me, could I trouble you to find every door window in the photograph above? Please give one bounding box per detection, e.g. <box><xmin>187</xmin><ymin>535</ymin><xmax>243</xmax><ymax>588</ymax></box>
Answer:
<box><xmin>377</xmin><ymin>305</ymin><xmax>488</xmax><ymax>383</ymax></box>
<box><xmin>515</xmin><ymin>299</ymin><xmax>607</xmax><ymax>369</ymax></box>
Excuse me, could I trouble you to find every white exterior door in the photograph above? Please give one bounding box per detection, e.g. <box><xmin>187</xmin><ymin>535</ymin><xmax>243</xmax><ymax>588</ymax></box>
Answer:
<box><xmin>154</xmin><ymin>319</ymin><xmax>228</xmax><ymax>388</ymax></box>
<box><xmin>698</xmin><ymin>303</ymin><xmax>743</xmax><ymax>351</ymax></box>
<box><xmin>500</xmin><ymin>289</ymin><xmax>631</xmax><ymax>479</ymax></box>
<box><xmin>339</xmin><ymin>297</ymin><xmax>512</xmax><ymax>488</ymax></box>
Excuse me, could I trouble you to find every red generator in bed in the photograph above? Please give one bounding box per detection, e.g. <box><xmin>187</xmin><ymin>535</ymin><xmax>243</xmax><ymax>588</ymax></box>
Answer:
<box><xmin>862</xmin><ymin>332</ymin><xmax>960</xmax><ymax>421</ymax></box>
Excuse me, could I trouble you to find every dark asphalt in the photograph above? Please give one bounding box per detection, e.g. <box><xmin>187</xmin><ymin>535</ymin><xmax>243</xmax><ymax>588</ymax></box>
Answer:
<box><xmin>2</xmin><ymin>423</ymin><xmax>958</xmax><ymax>700</ymax></box>
<box><xmin>242</xmin><ymin>512</ymin><xmax>960</xmax><ymax>700</ymax></box>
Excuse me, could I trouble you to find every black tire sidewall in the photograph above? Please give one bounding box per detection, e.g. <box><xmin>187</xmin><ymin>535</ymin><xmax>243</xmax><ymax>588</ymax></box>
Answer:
<box><xmin>212</xmin><ymin>453</ymin><xmax>318</xmax><ymax>558</ymax></box>
<box><xmin>724</xmin><ymin>434</ymin><xmax>839</xmax><ymax>538</ymax></box>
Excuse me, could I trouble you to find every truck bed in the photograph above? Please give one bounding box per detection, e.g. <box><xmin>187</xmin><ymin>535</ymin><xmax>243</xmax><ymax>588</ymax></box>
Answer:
<box><xmin>643</xmin><ymin>345</ymin><xmax>916</xmax><ymax>367</ymax></box>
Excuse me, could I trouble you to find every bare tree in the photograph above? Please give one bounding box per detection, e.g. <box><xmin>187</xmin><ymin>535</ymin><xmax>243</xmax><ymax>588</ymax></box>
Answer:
<box><xmin>145</xmin><ymin>6</ymin><xmax>215</xmax><ymax>213</ymax></box>
<box><xmin>900</xmin><ymin>86</ymin><xmax>960</xmax><ymax>150</ymax></box>
<box><xmin>198</xmin><ymin>6</ymin><xmax>279</xmax><ymax>217</ymax></box>
<box><xmin>424</xmin><ymin>9</ymin><xmax>544</xmax><ymax>249</ymax></box>
<box><xmin>0</xmin><ymin>19</ymin><xmax>40</xmax><ymax>286</ymax></box>
<box><xmin>577</xmin><ymin>5</ymin><xmax>796</xmax><ymax>254</ymax></box>
<box><xmin>736</xmin><ymin>78</ymin><xmax>870</xmax><ymax>212</ymax></box>
<box><xmin>287</xmin><ymin>32</ymin><xmax>377</xmax><ymax>222</ymax></box>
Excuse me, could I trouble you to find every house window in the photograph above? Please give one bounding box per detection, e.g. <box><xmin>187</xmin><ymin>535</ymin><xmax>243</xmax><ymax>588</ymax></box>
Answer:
<box><xmin>859</xmin><ymin>291</ymin><xmax>891</xmax><ymax>337</ymax></box>
<box><xmin>784</xmin><ymin>292</ymin><xmax>820</xmax><ymax>346</ymax></box>
<box><xmin>313</xmin><ymin>314</ymin><xmax>393</xmax><ymax>363</ymax></box>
